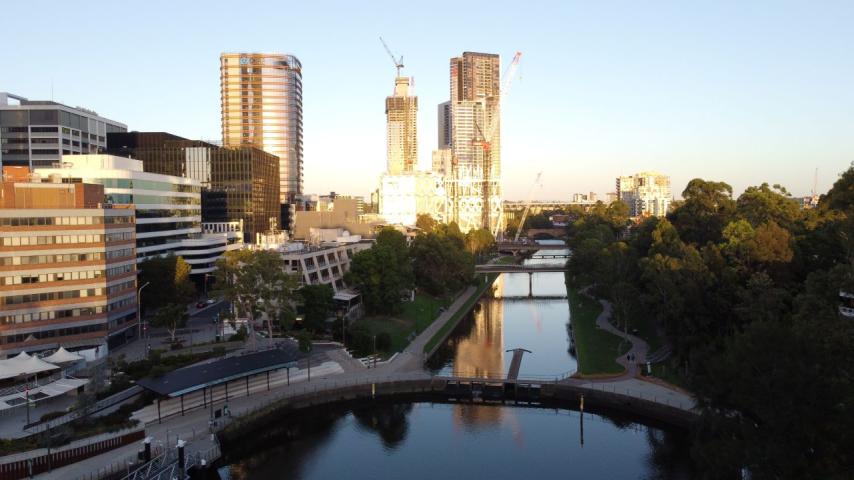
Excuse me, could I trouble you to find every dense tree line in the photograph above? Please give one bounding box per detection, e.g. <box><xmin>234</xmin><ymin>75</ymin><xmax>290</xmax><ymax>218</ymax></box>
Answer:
<box><xmin>346</xmin><ymin>222</ymin><xmax>487</xmax><ymax>314</ymax></box>
<box><xmin>566</xmin><ymin>167</ymin><xmax>854</xmax><ymax>478</ymax></box>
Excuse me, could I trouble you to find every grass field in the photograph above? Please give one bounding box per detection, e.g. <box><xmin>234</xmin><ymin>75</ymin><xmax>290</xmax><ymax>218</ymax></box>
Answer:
<box><xmin>567</xmin><ymin>287</ymin><xmax>629</xmax><ymax>376</ymax></box>
<box><xmin>354</xmin><ymin>292</ymin><xmax>454</xmax><ymax>357</ymax></box>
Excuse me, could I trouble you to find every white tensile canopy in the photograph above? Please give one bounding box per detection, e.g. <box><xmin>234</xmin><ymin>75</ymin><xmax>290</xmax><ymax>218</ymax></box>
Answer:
<box><xmin>43</xmin><ymin>347</ymin><xmax>84</xmax><ymax>365</ymax></box>
<box><xmin>0</xmin><ymin>352</ymin><xmax>60</xmax><ymax>380</ymax></box>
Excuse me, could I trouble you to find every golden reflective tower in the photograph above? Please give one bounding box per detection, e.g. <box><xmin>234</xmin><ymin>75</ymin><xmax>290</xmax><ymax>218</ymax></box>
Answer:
<box><xmin>220</xmin><ymin>53</ymin><xmax>303</xmax><ymax>206</ymax></box>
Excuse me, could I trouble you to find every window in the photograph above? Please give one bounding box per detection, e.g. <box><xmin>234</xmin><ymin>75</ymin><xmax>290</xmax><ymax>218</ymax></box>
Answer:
<box><xmin>31</xmin><ymin>126</ymin><xmax>58</xmax><ymax>133</ymax></box>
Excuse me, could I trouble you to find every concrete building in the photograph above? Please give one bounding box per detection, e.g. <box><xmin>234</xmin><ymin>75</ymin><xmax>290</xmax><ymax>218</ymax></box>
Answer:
<box><xmin>292</xmin><ymin>197</ymin><xmax>382</xmax><ymax>241</ymax></box>
<box><xmin>379</xmin><ymin>172</ymin><xmax>446</xmax><ymax>226</ymax></box>
<box><xmin>0</xmin><ymin>168</ymin><xmax>137</xmax><ymax>357</ymax></box>
<box><xmin>106</xmin><ymin>131</ymin><xmax>279</xmax><ymax>243</ymax></box>
<box><xmin>432</xmin><ymin>147</ymin><xmax>452</xmax><ymax>176</ymax></box>
<box><xmin>616</xmin><ymin>172</ymin><xmax>672</xmax><ymax>218</ymax></box>
<box><xmin>0</xmin><ymin>92</ymin><xmax>126</xmax><ymax>170</ymax></box>
<box><xmin>35</xmin><ymin>155</ymin><xmax>235</xmax><ymax>275</ymax></box>
<box><xmin>386</xmin><ymin>77</ymin><xmax>418</xmax><ymax>175</ymax></box>
<box><xmin>445</xmin><ymin>52</ymin><xmax>502</xmax><ymax>233</ymax></box>
<box><xmin>220</xmin><ymin>53</ymin><xmax>303</xmax><ymax>228</ymax></box>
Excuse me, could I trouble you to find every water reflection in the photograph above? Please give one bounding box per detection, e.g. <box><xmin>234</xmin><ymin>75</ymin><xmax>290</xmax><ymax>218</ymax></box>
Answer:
<box><xmin>224</xmin><ymin>402</ymin><xmax>692</xmax><ymax>480</ymax></box>
<box><xmin>428</xmin><ymin>242</ymin><xmax>577</xmax><ymax>379</ymax></box>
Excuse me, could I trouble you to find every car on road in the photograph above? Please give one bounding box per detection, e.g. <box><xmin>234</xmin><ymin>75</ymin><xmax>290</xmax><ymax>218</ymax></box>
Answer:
<box><xmin>196</xmin><ymin>301</ymin><xmax>206</xmax><ymax>308</ymax></box>
<box><xmin>206</xmin><ymin>299</ymin><xmax>216</xmax><ymax>305</ymax></box>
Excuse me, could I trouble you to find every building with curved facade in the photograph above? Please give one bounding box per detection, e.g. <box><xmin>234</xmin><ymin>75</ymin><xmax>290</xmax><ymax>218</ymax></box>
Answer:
<box><xmin>220</xmin><ymin>52</ymin><xmax>303</xmax><ymax>226</ymax></box>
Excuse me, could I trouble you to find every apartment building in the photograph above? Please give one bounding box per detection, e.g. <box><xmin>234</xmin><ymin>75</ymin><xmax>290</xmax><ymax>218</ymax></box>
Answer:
<box><xmin>616</xmin><ymin>172</ymin><xmax>672</xmax><ymax>218</ymax></box>
<box><xmin>0</xmin><ymin>168</ymin><xmax>137</xmax><ymax>357</ymax></box>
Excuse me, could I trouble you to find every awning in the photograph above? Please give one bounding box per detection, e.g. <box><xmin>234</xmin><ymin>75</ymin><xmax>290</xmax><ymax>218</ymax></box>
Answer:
<box><xmin>43</xmin><ymin>347</ymin><xmax>84</xmax><ymax>365</ymax></box>
<box><xmin>0</xmin><ymin>352</ymin><xmax>60</xmax><ymax>380</ymax></box>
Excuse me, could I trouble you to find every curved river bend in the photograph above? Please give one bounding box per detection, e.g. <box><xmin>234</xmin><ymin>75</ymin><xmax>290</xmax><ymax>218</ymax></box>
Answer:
<box><xmin>221</xmin><ymin>241</ymin><xmax>693</xmax><ymax>479</ymax></box>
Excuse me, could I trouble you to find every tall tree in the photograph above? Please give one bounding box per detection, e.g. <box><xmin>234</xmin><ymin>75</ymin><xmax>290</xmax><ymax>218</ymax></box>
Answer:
<box><xmin>668</xmin><ymin>178</ymin><xmax>735</xmax><ymax>245</ymax></box>
<box><xmin>300</xmin><ymin>284</ymin><xmax>335</xmax><ymax>333</ymax></box>
<box><xmin>415</xmin><ymin>213</ymin><xmax>438</xmax><ymax>234</ymax></box>
<box><xmin>345</xmin><ymin>228</ymin><xmax>414</xmax><ymax>314</ymax></box>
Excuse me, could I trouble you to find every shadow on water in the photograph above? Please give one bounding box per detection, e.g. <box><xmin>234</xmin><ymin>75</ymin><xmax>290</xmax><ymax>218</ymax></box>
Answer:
<box><xmin>217</xmin><ymin>400</ymin><xmax>694</xmax><ymax>480</ymax></box>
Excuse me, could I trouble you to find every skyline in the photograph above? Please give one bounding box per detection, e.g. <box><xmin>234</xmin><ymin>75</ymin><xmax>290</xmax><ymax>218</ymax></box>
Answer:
<box><xmin>1</xmin><ymin>1</ymin><xmax>852</xmax><ymax>200</ymax></box>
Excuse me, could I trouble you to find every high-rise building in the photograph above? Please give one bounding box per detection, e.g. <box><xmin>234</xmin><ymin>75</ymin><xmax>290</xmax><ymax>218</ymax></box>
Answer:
<box><xmin>446</xmin><ymin>52</ymin><xmax>502</xmax><ymax>233</ymax></box>
<box><xmin>106</xmin><ymin>131</ymin><xmax>279</xmax><ymax>243</ymax></box>
<box><xmin>437</xmin><ymin>101</ymin><xmax>451</xmax><ymax>148</ymax></box>
<box><xmin>0</xmin><ymin>167</ymin><xmax>138</xmax><ymax>357</ymax></box>
<box><xmin>386</xmin><ymin>77</ymin><xmax>417</xmax><ymax>175</ymax></box>
<box><xmin>0</xmin><ymin>92</ymin><xmax>126</xmax><ymax>170</ymax></box>
<box><xmin>220</xmin><ymin>53</ymin><xmax>303</xmax><ymax>224</ymax></box>
<box><xmin>431</xmin><ymin>147</ymin><xmax>452</xmax><ymax>175</ymax></box>
<box><xmin>616</xmin><ymin>172</ymin><xmax>672</xmax><ymax>218</ymax></box>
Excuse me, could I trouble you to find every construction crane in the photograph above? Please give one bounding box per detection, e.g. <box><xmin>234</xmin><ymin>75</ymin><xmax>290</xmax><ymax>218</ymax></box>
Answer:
<box><xmin>514</xmin><ymin>172</ymin><xmax>543</xmax><ymax>243</ymax></box>
<box><xmin>379</xmin><ymin>37</ymin><xmax>404</xmax><ymax>77</ymax></box>
<box><xmin>471</xmin><ymin>51</ymin><xmax>522</xmax><ymax>236</ymax></box>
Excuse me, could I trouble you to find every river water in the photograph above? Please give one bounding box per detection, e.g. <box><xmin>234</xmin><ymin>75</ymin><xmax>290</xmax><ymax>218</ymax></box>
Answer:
<box><xmin>221</xmin><ymin>241</ymin><xmax>693</xmax><ymax>479</ymax></box>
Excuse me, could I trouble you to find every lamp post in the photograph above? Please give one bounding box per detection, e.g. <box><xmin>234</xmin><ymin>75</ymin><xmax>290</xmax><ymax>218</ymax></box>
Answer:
<box><xmin>137</xmin><ymin>282</ymin><xmax>150</xmax><ymax>343</ymax></box>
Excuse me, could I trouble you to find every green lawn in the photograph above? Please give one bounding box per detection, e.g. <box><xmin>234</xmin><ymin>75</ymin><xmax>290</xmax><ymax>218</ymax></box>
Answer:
<box><xmin>567</xmin><ymin>287</ymin><xmax>629</xmax><ymax>376</ymax></box>
<box><xmin>647</xmin><ymin>357</ymin><xmax>690</xmax><ymax>389</ymax></box>
<box><xmin>353</xmin><ymin>292</ymin><xmax>454</xmax><ymax>357</ymax></box>
<box><xmin>623</xmin><ymin>310</ymin><xmax>664</xmax><ymax>354</ymax></box>
<box><xmin>423</xmin><ymin>273</ymin><xmax>499</xmax><ymax>354</ymax></box>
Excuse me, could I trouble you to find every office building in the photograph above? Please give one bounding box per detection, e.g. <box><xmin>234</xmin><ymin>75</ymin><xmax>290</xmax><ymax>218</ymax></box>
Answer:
<box><xmin>0</xmin><ymin>168</ymin><xmax>137</xmax><ymax>357</ymax></box>
<box><xmin>386</xmin><ymin>77</ymin><xmax>418</xmax><ymax>175</ymax></box>
<box><xmin>0</xmin><ymin>92</ymin><xmax>126</xmax><ymax>170</ymax></box>
<box><xmin>437</xmin><ymin>101</ymin><xmax>451</xmax><ymax>148</ymax></box>
<box><xmin>616</xmin><ymin>172</ymin><xmax>672</xmax><ymax>218</ymax></box>
<box><xmin>35</xmin><ymin>155</ymin><xmax>235</xmax><ymax>275</ymax></box>
<box><xmin>445</xmin><ymin>52</ymin><xmax>502</xmax><ymax>233</ymax></box>
<box><xmin>220</xmin><ymin>53</ymin><xmax>303</xmax><ymax>227</ymax></box>
<box><xmin>107</xmin><ymin>131</ymin><xmax>279</xmax><ymax>243</ymax></box>
<box><xmin>432</xmin><ymin>147</ymin><xmax>452</xmax><ymax>176</ymax></box>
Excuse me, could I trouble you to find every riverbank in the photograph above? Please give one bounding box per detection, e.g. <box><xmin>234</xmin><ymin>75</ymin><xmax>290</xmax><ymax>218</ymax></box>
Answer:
<box><xmin>567</xmin><ymin>286</ymin><xmax>628</xmax><ymax>376</ymax></box>
<box><xmin>423</xmin><ymin>273</ymin><xmax>499</xmax><ymax>356</ymax></box>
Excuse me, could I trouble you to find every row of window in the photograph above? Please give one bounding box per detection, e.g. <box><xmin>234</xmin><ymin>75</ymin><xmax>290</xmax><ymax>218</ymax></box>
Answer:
<box><xmin>1</xmin><ymin>323</ymin><xmax>106</xmax><ymax>345</ymax></box>
<box><xmin>1</xmin><ymin>269</ymin><xmax>107</xmax><ymax>286</ymax></box>
<box><xmin>106</xmin><ymin>280</ymin><xmax>136</xmax><ymax>296</ymax></box>
<box><xmin>0</xmin><ymin>252</ymin><xmax>107</xmax><ymax>266</ymax></box>
<box><xmin>105</xmin><ymin>231</ymin><xmax>134</xmax><ymax>242</ymax></box>
<box><xmin>0</xmin><ymin>305</ymin><xmax>106</xmax><ymax>326</ymax></box>
<box><xmin>136</xmin><ymin>209</ymin><xmax>201</xmax><ymax>219</ymax></box>
<box><xmin>105</xmin><ymin>194</ymin><xmax>200</xmax><ymax>206</ymax></box>
<box><xmin>136</xmin><ymin>221</ymin><xmax>200</xmax><ymax>234</ymax></box>
<box><xmin>106</xmin><ymin>248</ymin><xmax>134</xmax><ymax>259</ymax></box>
<box><xmin>0</xmin><ymin>215</ymin><xmax>133</xmax><ymax>227</ymax></box>
<box><xmin>1</xmin><ymin>287</ymin><xmax>106</xmax><ymax>306</ymax></box>
<box><xmin>1</xmin><ymin>234</ymin><xmax>104</xmax><ymax>247</ymax></box>
<box><xmin>106</xmin><ymin>264</ymin><xmax>135</xmax><ymax>277</ymax></box>
<box><xmin>92</xmin><ymin>178</ymin><xmax>201</xmax><ymax>193</ymax></box>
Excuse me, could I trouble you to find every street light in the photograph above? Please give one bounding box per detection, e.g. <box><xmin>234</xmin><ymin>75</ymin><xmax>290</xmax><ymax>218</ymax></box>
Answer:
<box><xmin>137</xmin><ymin>282</ymin><xmax>150</xmax><ymax>342</ymax></box>
<box><xmin>203</xmin><ymin>273</ymin><xmax>213</xmax><ymax>298</ymax></box>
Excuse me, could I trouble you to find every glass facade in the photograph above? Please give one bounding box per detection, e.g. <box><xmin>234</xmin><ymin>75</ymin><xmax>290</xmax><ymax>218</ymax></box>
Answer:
<box><xmin>220</xmin><ymin>53</ymin><xmax>303</xmax><ymax>206</ymax></box>
<box><xmin>107</xmin><ymin>132</ymin><xmax>279</xmax><ymax>243</ymax></box>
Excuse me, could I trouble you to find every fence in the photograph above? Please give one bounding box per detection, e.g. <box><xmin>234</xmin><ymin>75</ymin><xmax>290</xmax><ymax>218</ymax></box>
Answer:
<box><xmin>23</xmin><ymin>385</ymin><xmax>143</xmax><ymax>434</ymax></box>
<box><xmin>0</xmin><ymin>427</ymin><xmax>144</xmax><ymax>480</ymax></box>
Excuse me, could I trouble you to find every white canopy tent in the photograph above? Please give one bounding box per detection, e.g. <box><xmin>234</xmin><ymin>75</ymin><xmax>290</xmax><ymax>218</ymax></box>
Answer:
<box><xmin>43</xmin><ymin>347</ymin><xmax>84</xmax><ymax>365</ymax></box>
<box><xmin>0</xmin><ymin>352</ymin><xmax>60</xmax><ymax>381</ymax></box>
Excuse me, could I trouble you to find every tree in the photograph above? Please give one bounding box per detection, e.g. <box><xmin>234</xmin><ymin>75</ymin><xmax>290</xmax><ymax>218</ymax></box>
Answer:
<box><xmin>138</xmin><ymin>254</ymin><xmax>195</xmax><ymax>311</ymax></box>
<box><xmin>300</xmin><ymin>284</ymin><xmax>335</xmax><ymax>333</ymax></box>
<box><xmin>345</xmin><ymin>228</ymin><xmax>414</xmax><ymax>314</ymax></box>
<box><xmin>173</xmin><ymin>256</ymin><xmax>196</xmax><ymax>305</ymax></box>
<box><xmin>150</xmin><ymin>303</ymin><xmax>186</xmax><ymax>344</ymax></box>
<box><xmin>465</xmin><ymin>228</ymin><xmax>495</xmax><ymax>257</ymax></box>
<box><xmin>668</xmin><ymin>178</ymin><xmax>736</xmax><ymax>245</ymax></box>
<box><xmin>411</xmin><ymin>232</ymin><xmax>474</xmax><ymax>296</ymax></box>
<box><xmin>736</xmin><ymin>183</ymin><xmax>802</xmax><ymax>230</ymax></box>
<box><xmin>415</xmin><ymin>213</ymin><xmax>438</xmax><ymax>234</ymax></box>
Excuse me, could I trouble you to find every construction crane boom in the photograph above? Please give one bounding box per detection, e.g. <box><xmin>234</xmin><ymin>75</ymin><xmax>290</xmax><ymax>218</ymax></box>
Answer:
<box><xmin>379</xmin><ymin>37</ymin><xmax>404</xmax><ymax>77</ymax></box>
<box><xmin>514</xmin><ymin>172</ymin><xmax>543</xmax><ymax>243</ymax></box>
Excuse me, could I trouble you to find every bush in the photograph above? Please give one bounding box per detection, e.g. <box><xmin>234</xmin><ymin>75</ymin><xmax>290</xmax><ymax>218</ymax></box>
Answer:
<box><xmin>375</xmin><ymin>332</ymin><xmax>391</xmax><ymax>351</ymax></box>
<box><xmin>229</xmin><ymin>325</ymin><xmax>248</xmax><ymax>342</ymax></box>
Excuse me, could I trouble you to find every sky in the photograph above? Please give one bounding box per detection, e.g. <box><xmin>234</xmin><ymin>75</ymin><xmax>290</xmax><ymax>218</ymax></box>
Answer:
<box><xmin>2</xmin><ymin>0</ymin><xmax>852</xmax><ymax>200</ymax></box>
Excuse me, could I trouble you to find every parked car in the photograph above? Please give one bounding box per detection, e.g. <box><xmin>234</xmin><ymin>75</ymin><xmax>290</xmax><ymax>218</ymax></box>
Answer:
<box><xmin>196</xmin><ymin>301</ymin><xmax>206</xmax><ymax>308</ymax></box>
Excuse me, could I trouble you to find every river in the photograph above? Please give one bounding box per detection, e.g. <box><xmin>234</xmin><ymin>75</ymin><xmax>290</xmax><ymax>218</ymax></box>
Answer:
<box><xmin>220</xmin><ymin>241</ymin><xmax>693</xmax><ymax>479</ymax></box>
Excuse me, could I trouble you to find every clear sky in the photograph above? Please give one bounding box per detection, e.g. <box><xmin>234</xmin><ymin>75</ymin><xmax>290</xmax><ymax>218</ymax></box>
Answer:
<box><xmin>2</xmin><ymin>1</ymin><xmax>852</xmax><ymax>200</ymax></box>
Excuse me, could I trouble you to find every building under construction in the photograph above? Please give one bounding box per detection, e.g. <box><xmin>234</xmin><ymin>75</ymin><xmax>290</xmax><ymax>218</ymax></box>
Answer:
<box><xmin>444</xmin><ymin>52</ymin><xmax>503</xmax><ymax>233</ymax></box>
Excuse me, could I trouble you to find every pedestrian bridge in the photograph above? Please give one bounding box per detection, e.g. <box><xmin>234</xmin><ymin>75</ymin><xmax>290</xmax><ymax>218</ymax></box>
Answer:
<box><xmin>496</xmin><ymin>242</ymin><xmax>568</xmax><ymax>252</ymax></box>
<box><xmin>475</xmin><ymin>264</ymin><xmax>568</xmax><ymax>274</ymax></box>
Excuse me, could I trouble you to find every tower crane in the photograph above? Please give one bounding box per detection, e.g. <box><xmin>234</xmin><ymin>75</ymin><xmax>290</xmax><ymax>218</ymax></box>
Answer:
<box><xmin>514</xmin><ymin>172</ymin><xmax>543</xmax><ymax>243</ymax></box>
<box><xmin>470</xmin><ymin>51</ymin><xmax>522</xmax><ymax>236</ymax></box>
<box><xmin>379</xmin><ymin>37</ymin><xmax>404</xmax><ymax>77</ymax></box>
